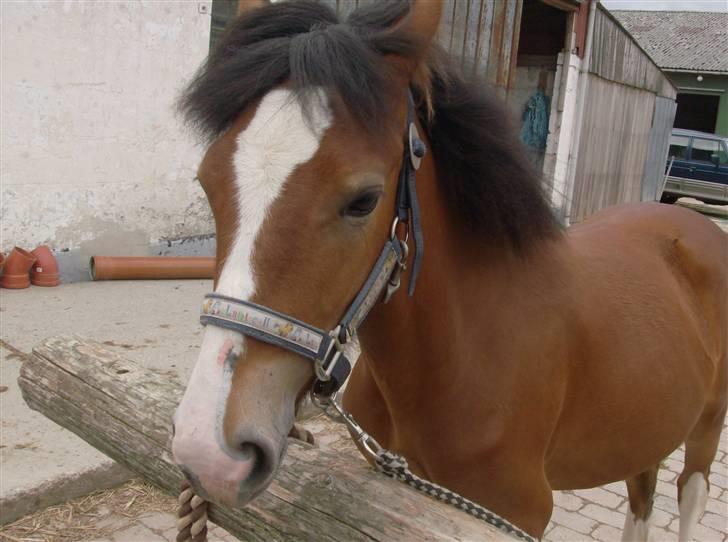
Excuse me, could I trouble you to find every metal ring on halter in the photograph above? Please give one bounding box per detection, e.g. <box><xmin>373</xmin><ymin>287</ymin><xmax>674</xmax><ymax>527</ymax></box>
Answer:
<box><xmin>390</xmin><ymin>216</ymin><xmax>410</xmax><ymax>245</ymax></box>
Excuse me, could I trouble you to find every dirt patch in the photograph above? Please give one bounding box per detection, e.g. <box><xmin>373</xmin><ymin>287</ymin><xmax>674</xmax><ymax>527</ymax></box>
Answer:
<box><xmin>0</xmin><ymin>479</ymin><xmax>175</xmax><ymax>542</ymax></box>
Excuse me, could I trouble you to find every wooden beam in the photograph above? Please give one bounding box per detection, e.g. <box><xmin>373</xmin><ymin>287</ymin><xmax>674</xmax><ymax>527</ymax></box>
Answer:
<box><xmin>18</xmin><ymin>336</ymin><xmax>512</xmax><ymax>541</ymax></box>
<box><xmin>541</xmin><ymin>0</ymin><xmax>582</xmax><ymax>12</ymax></box>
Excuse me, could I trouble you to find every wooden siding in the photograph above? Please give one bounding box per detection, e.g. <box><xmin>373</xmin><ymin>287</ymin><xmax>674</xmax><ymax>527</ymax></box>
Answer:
<box><xmin>570</xmin><ymin>75</ymin><xmax>656</xmax><ymax>222</ymax></box>
<box><xmin>321</xmin><ymin>0</ymin><xmax>521</xmax><ymax>88</ymax></box>
<box><xmin>588</xmin><ymin>6</ymin><xmax>676</xmax><ymax>99</ymax></box>
<box><xmin>642</xmin><ymin>96</ymin><xmax>677</xmax><ymax>201</ymax></box>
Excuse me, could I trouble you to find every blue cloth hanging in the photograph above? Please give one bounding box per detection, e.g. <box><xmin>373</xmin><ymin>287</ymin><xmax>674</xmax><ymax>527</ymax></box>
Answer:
<box><xmin>520</xmin><ymin>89</ymin><xmax>550</xmax><ymax>150</ymax></box>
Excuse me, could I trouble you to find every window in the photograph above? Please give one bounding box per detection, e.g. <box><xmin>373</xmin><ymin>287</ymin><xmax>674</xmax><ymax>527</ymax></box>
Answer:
<box><xmin>719</xmin><ymin>143</ymin><xmax>728</xmax><ymax>165</ymax></box>
<box><xmin>691</xmin><ymin>138</ymin><xmax>725</xmax><ymax>163</ymax></box>
<box><xmin>668</xmin><ymin>135</ymin><xmax>689</xmax><ymax>159</ymax></box>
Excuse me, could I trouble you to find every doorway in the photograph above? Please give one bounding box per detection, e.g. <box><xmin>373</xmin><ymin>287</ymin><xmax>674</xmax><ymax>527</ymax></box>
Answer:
<box><xmin>674</xmin><ymin>93</ymin><xmax>720</xmax><ymax>134</ymax></box>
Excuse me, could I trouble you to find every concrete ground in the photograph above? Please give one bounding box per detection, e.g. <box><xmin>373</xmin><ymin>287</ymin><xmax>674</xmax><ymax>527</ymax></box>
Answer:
<box><xmin>0</xmin><ymin>280</ymin><xmax>210</xmax><ymax>523</ymax></box>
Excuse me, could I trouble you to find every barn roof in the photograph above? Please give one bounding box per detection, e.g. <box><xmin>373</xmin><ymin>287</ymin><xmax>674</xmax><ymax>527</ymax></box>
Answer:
<box><xmin>611</xmin><ymin>10</ymin><xmax>728</xmax><ymax>74</ymax></box>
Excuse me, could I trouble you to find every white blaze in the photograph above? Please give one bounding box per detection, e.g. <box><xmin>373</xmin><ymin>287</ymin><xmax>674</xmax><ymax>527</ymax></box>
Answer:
<box><xmin>173</xmin><ymin>89</ymin><xmax>331</xmax><ymax>482</ymax></box>
<box><xmin>217</xmin><ymin>88</ymin><xmax>331</xmax><ymax>298</ymax></box>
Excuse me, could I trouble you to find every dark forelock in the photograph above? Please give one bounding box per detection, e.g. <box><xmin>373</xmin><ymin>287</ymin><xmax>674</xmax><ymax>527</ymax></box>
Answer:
<box><xmin>181</xmin><ymin>0</ymin><xmax>560</xmax><ymax>249</ymax></box>
<box><xmin>179</xmin><ymin>0</ymin><xmax>420</xmax><ymax>140</ymax></box>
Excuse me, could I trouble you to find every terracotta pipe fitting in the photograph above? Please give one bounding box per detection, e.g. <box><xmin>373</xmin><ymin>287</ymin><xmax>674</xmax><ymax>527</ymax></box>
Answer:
<box><xmin>1</xmin><ymin>247</ymin><xmax>36</xmax><ymax>289</ymax></box>
<box><xmin>30</xmin><ymin>245</ymin><xmax>61</xmax><ymax>287</ymax></box>
<box><xmin>90</xmin><ymin>256</ymin><xmax>215</xmax><ymax>281</ymax></box>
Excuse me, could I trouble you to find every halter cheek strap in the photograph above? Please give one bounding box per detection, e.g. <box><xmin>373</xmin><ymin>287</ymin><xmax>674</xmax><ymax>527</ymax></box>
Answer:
<box><xmin>201</xmin><ymin>238</ymin><xmax>405</xmax><ymax>396</ymax></box>
<box><xmin>200</xmin><ymin>91</ymin><xmax>425</xmax><ymax>397</ymax></box>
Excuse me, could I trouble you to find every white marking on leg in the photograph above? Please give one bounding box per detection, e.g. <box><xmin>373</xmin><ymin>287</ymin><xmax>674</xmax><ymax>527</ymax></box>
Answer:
<box><xmin>678</xmin><ymin>472</ymin><xmax>708</xmax><ymax>542</ymax></box>
<box><xmin>173</xmin><ymin>88</ymin><xmax>332</xmax><ymax>489</ymax></box>
<box><xmin>622</xmin><ymin>508</ymin><xmax>652</xmax><ymax>542</ymax></box>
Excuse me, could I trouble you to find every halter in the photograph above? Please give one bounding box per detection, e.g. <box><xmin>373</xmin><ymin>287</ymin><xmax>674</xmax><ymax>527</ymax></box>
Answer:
<box><xmin>200</xmin><ymin>92</ymin><xmax>425</xmax><ymax>397</ymax></box>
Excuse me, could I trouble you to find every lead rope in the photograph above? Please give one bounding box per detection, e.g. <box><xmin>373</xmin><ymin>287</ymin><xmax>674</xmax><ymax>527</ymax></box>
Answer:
<box><xmin>313</xmin><ymin>394</ymin><xmax>538</xmax><ymax>542</ymax></box>
<box><xmin>177</xmin><ymin>479</ymin><xmax>208</xmax><ymax>542</ymax></box>
<box><xmin>374</xmin><ymin>451</ymin><xmax>537</xmax><ymax>542</ymax></box>
<box><xmin>176</xmin><ymin>402</ymin><xmax>537</xmax><ymax>542</ymax></box>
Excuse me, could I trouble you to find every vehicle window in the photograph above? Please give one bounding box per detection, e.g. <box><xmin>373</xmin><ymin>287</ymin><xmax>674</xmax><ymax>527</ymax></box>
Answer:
<box><xmin>690</xmin><ymin>138</ymin><xmax>721</xmax><ymax>163</ymax></box>
<box><xmin>719</xmin><ymin>143</ymin><xmax>728</xmax><ymax>165</ymax></box>
<box><xmin>668</xmin><ymin>135</ymin><xmax>689</xmax><ymax>159</ymax></box>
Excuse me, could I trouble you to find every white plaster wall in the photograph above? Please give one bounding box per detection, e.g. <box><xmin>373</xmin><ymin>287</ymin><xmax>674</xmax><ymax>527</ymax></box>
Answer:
<box><xmin>1</xmin><ymin>0</ymin><xmax>213</xmax><ymax>253</ymax></box>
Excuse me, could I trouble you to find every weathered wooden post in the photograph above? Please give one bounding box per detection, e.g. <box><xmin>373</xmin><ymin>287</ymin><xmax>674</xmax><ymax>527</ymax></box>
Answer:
<box><xmin>19</xmin><ymin>335</ymin><xmax>512</xmax><ymax>541</ymax></box>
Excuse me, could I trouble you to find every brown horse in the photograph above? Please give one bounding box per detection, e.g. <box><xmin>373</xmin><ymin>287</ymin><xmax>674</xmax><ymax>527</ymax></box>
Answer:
<box><xmin>171</xmin><ymin>1</ymin><xmax>727</xmax><ymax>539</ymax></box>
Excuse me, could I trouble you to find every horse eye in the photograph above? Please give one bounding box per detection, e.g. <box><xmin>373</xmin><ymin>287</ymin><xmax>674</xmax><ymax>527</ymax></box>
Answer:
<box><xmin>343</xmin><ymin>192</ymin><xmax>380</xmax><ymax>218</ymax></box>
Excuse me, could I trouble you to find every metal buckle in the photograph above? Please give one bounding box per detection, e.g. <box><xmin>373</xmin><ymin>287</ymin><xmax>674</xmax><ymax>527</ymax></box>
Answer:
<box><xmin>314</xmin><ymin>325</ymin><xmax>349</xmax><ymax>381</ymax></box>
<box><xmin>384</xmin><ymin>218</ymin><xmax>410</xmax><ymax>304</ymax></box>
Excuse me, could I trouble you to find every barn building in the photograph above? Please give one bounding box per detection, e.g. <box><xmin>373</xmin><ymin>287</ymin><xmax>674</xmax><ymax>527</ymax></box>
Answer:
<box><xmin>613</xmin><ymin>10</ymin><xmax>728</xmax><ymax>138</ymax></box>
<box><xmin>1</xmin><ymin>0</ymin><xmax>677</xmax><ymax>265</ymax></box>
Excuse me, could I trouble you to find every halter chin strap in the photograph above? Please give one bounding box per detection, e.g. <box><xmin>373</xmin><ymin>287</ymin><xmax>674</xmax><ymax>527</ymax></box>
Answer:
<box><xmin>200</xmin><ymin>91</ymin><xmax>425</xmax><ymax>397</ymax></box>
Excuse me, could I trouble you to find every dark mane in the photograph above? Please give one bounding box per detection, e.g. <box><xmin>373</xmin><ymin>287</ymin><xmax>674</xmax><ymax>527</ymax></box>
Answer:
<box><xmin>180</xmin><ymin>0</ymin><xmax>559</xmax><ymax>249</ymax></box>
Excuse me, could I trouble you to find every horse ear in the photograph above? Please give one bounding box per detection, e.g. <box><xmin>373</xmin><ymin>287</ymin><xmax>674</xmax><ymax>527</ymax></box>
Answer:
<box><xmin>388</xmin><ymin>0</ymin><xmax>443</xmax><ymax>78</ymax></box>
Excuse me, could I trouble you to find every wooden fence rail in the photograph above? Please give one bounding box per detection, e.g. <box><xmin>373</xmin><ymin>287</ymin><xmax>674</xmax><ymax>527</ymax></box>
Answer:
<box><xmin>19</xmin><ymin>335</ymin><xmax>510</xmax><ymax>541</ymax></box>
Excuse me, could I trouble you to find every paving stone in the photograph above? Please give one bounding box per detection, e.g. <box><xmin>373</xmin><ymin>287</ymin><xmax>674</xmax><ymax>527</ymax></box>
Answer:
<box><xmin>581</xmin><ymin>504</ymin><xmax>625</xmax><ymax>529</ymax></box>
<box><xmin>700</xmin><ymin>512</ymin><xmax>728</xmax><ymax>533</ymax></box>
<box><xmin>546</xmin><ymin>525</ymin><xmax>587</xmax><ymax>541</ymax></box>
<box><xmin>592</xmin><ymin>524</ymin><xmax>622</xmax><ymax>542</ymax></box>
<box><xmin>111</xmin><ymin>523</ymin><xmax>167</xmax><ymax>541</ymax></box>
<box><xmin>649</xmin><ymin>526</ymin><xmax>676</xmax><ymax>541</ymax></box>
<box><xmin>656</xmin><ymin>480</ymin><xmax>677</xmax><ymax>499</ymax></box>
<box><xmin>705</xmin><ymin>497</ymin><xmax>728</xmax><ymax>515</ymax></box>
<box><xmin>709</xmin><ymin>471</ymin><xmax>728</xmax><ymax>491</ymax></box>
<box><xmin>689</xmin><ymin>522</ymin><xmax>723</xmax><ymax>541</ymax></box>
<box><xmin>138</xmin><ymin>511</ymin><xmax>176</xmax><ymax>532</ymax></box>
<box><xmin>553</xmin><ymin>492</ymin><xmax>585</xmax><ymax>512</ymax></box>
<box><xmin>578</xmin><ymin>487</ymin><xmax>624</xmax><ymax>509</ymax></box>
<box><xmin>709</xmin><ymin>483</ymin><xmax>723</xmax><ymax>499</ymax></box>
<box><xmin>550</xmin><ymin>506</ymin><xmax>599</xmax><ymax>534</ymax></box>
<box><xmin>602</xmin><ymin>482</ymin><xmax>628</xmax><ymax>498</ymax></box>
<box><xmin>649</xmin><ymin>507</ymin><xmax>673</xmax><ymax>528</ymax></box>
<box><xmin>658</xmin><ymin>468</ymin><xmax>677</xmax><ymax>483</ymax></box>
<box><xmin>96</xmin><ymin>514</ymin><xmax>133</xmax><ymax>531</ymax></box>
<box><xmin>653</xmin><ymin>493</ymin><xmax>679</xmax><ymax>515</ymax></box>
<box><xmin>161</xmin><ymin>527</ymin><xmax>178</xmax><ymax>541</ymax></box>
<box><xmin>209</xmin><ymin>525</ymin><xmax>239</xmax><ymax>541</ymax></box>
<box><xmin>663</xmin><ymin>458</ymin><xmax>685</xmax><ymax>474</ymax></box>
<box><xmin>718</xmin><ymin>489</ymin><xmax>727</xmax><ymax>503</ymax></box>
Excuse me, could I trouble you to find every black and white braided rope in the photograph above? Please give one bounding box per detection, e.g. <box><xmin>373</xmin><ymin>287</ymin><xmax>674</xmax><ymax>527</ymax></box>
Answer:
<box><xmin>374</xmin><ymin>450</ymin><xmax>537</xmax><ymax>542</ymax></box>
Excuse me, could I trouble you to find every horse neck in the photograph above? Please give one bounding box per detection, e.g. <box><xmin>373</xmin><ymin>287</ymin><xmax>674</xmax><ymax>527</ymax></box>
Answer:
<box><xmin>355</xmin><ymin>148</ymin><xmax>489</xmax><ymax>441</ymax></box>
<box><xmin>354</xmin><ymin>147</ymin><xmax>567</xmax><ymax>451</ymax></box>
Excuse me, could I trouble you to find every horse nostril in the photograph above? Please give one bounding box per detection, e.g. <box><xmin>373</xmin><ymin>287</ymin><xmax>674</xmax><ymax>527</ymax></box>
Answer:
<box><xmin>233</xmin><ymin>437</ymin><xmax>276</xmax><ymax>488</ymax></box>
<box><xmin>237</xmin><ymin>442</ymin><xmax>262</xmax><ymax>463</ymax></box>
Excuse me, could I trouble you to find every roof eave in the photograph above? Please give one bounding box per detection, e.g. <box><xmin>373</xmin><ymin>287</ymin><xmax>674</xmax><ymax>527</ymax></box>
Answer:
<box><xmin>664</xmin><ymin>67</ymin><xmax>728</xmax><ymax>75</ymax></box>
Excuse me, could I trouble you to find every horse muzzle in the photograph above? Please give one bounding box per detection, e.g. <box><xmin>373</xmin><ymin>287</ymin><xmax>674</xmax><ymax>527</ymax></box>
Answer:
<box><xmin>172</xmin><ymin>422</ymin><xmax>285</xmax><ymax>507</ymax></box>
